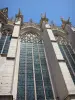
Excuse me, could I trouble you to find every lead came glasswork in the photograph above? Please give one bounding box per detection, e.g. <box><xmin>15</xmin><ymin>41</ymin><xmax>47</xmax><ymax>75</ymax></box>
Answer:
<box><xmin>59</xmin><ymin>43</ymin><xmax>75</xmax><ymax>84</ymax></box>
<box><xmin>17</xmin><ymin>32</ymin><xmax>54</xmax><ymax>100</ymax></box>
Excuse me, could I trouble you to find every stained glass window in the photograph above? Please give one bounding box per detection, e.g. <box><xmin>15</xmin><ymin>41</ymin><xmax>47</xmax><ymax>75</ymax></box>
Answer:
<box><xmin>17</xmin><ymin>32</ymin><xmax>54</xmax><ymax>100</ymax></box>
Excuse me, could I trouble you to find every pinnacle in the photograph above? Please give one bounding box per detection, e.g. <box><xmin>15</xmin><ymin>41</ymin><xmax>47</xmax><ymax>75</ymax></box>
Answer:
<box><xmin>18</xmin><ymin>8</ymin><xmax>22</xmax><ymax>16</ymax></box>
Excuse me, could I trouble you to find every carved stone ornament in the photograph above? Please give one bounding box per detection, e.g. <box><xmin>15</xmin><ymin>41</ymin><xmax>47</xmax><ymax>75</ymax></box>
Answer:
<box><xmin>15</xmin><ymin>8</ymin><xmax>23</xmax><ymax>24</ymax></box>
<box><xmin>40</xmin><ymin>13</ymin><xmax>48</xmax><ymax>27</ymax></box>
<box><xmin>61</xmin><ymin>17</ymin><xmax>71</xmax><ymax>29</ymax></box>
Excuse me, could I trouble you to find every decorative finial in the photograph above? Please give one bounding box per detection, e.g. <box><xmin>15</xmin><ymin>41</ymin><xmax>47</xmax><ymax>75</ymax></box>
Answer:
<box><xmin>51</xmin><ymin>20</ymin><xmax>55</xmax><ymax>26</ymax></box>
<box><xmin>15</xmin><ymin>8</ymin><xmax>23</xmax><ymax>24</ymax></box>
<box><xmin>40</xmin><ymin>13</ymin><xmax>48</xmax><ymax>27</ymax></box>
<box><xmin>29</xmin><ymin>19</ymin><xmax>33</xmax><ymax>23</ymax></box>
<box><xmin>16</xmin><ymin>8</ymin><xmax>22</xmax><ymax>18</ymax></box>
<box><xmin>45</xmin><ymin>12</ymin><xmax>46</xmax><ymax>17</ymax></box>
<box><xmin>18</xmin><ymin>8</ymin><xmax>22</xmax><ymax>16</ymax></box>
<box><xmin>41</xmin><ymin>12</ymin><xmax>46</xmax><ymax>19</ymax></box>
<box><xmin>61</xmin><ymin>17</ymin><xmax>71</xmax><ymax>29</ymax></box>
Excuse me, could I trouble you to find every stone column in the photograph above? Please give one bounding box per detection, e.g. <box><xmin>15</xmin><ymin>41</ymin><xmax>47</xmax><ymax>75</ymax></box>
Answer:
<box><xmin>0</xmin><ymin>17</ymin><xmax>22</xmax><ymax>100</ymax></box>
<box><xmin>12</xmin><ymin>39</ymin><xmax>21</xmax><ymax>100</ymax></box>
<box><xmin>42</xmin><ymin>23</ymin><xmax>75</xmax><ymax>100</ymax></box>
<box><xmin>7</xmin><ymin>10</ymin><xmax>23</xmax><ymax>100</ymax></box>
<box><xmin>7</xmin><ymin>18</ymin><xmax>21</xmax><ymax>58</ymax></box>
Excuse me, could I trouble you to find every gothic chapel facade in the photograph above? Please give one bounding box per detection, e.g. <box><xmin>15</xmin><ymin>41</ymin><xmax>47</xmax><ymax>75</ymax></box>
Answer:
<box><xmin>0</xmin><ymin>8</ymin><xmax>75</xmax><ymax>100</ymax></box>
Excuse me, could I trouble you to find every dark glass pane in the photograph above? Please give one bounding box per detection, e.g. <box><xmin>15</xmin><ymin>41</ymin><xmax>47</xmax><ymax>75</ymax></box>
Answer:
<box><xmin>17</xmin><ymin>86</ymin><xmax>25</xmax><ymax>99</ymax></box>
<box><xmin>0</xmin><ymin>34</ymin><xmax>6</xmax><ymax>53</ymax></box>
<box><xmin>2</xmin><ymin>35</ymin><xmax>11</xmax><ymax>54</ymax></box>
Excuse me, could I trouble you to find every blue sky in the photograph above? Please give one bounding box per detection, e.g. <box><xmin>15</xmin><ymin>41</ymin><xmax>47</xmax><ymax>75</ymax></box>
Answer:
<box><xmin>0</xmin><ymin>0</ymin><xmax>75</xmax><ymax>26</ymax></box>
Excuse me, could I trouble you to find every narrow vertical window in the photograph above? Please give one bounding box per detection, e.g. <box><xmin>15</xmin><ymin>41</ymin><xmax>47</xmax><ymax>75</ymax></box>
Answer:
<box><xmin>2</xmin><ymin>34</ymin><xmax>11</xmax><ymax>54</ymax></box>
<box><xmin>0</xmin><ymin>34</ymin><xmax>6</xmax><ymax>53</ymax></box>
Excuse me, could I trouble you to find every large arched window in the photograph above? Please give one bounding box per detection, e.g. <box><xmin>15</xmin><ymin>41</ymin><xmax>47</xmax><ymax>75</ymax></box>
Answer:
<box><xmin>17</xmin><ymin>31</ymin><xmax>54</xmax><ymax>100</ymax></box>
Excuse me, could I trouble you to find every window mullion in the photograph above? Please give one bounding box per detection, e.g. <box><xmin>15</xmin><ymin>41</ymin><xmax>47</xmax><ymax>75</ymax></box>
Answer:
<box><xmin>32</xmin><ymin>42</ymin><xmax>37</xmax><ymax>100</ymax></box>
<box><xmin>25</xmin><ymin>42</ymin><xmax>27</xmax><ymax>100</ymax></box>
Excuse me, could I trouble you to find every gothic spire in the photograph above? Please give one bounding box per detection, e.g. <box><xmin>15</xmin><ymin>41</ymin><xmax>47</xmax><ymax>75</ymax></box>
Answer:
<box><xmin>41</xmin><ymin>12</ymin><xmax>47</xmax><ymax>19</ymax></box>
<box><xmin>15</xmin><ymin>8</ymin><xmax>23</xmax><ymax>23</ymax></box>
<box><xmin>16</xmin><ymin>8</ymin><xmax>22</xmax><ymax>18</ymax></box>
<box><xmin>18</xmin><ymin>8</ymin><xmax>22</xmax><ymax>16</ymax></box>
